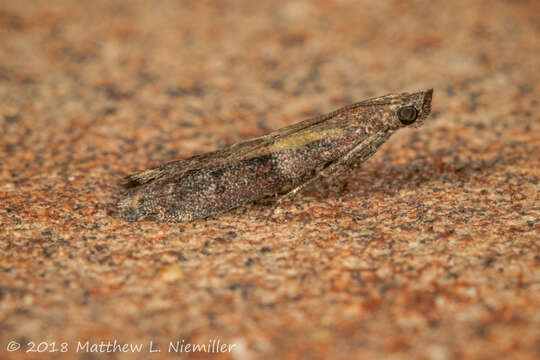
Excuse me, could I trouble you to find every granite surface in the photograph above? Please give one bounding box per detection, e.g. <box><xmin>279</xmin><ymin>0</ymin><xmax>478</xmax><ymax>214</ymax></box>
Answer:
<box><xmin>1</xmin><ymin>0</ymin><xmax>538</xmax><ymax>359</ymax></box>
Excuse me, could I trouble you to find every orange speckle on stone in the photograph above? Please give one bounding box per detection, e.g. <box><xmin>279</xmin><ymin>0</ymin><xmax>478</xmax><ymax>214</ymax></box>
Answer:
<box><xmin>412</xmin><ymin>34</ymin><xmax>443</xmax><ymax>51</ymax></box>
<box><xmin>158</xmin><ymin>265</ymin><xmax>184</xmax><ymax>282</ymax></box>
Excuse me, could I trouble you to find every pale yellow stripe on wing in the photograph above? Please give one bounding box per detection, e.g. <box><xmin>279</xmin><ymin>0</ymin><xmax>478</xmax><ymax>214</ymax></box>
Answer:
<box><xmin>240</xmin><ymin>127</ymin><xmax>346</xmax><ymax>159</ymax></box>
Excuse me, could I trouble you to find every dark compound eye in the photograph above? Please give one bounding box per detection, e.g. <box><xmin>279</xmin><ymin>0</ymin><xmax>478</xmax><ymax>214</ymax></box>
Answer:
<box><xmin>397</xmin><ymin>106</ymin><xmax>418</xmax><ymax>125</ymax></box>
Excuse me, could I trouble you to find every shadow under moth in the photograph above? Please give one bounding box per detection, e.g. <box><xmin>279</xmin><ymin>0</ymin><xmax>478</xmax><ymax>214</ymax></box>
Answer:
<box><xmin>116</xmin><ymin>89</ymin><xmax>433</xmax><ymax>222</ymax></box>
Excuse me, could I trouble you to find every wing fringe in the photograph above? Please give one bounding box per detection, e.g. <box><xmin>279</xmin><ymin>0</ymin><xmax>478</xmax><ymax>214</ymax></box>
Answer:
<box><xmin>123</xmin><ymin>168</ymin><xmax>164</xmax><ymax>188</ymax></box>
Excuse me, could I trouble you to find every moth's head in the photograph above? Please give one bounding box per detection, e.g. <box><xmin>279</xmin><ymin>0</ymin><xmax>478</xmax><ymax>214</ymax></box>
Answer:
<box><xmin>370</xmin><ymin>89</ymin><xmax>433</xmax><ymax>130</ymax></box>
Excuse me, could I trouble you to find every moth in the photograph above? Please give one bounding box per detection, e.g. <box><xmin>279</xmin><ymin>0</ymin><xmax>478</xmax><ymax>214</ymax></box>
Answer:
<box><xmin>116</xmin><ymin>89</ymin><xmax>433</xmax><ymax>222</ymax></box>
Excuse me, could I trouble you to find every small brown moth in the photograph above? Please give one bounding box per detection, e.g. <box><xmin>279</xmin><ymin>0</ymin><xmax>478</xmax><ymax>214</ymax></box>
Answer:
<box><xmin>117</xmin><ymin>89</ymin><xmax>433</xmax><ymax>222</ymax></box>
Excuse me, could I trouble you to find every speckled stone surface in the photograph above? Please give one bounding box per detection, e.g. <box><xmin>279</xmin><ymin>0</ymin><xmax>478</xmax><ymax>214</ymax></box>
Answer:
<box><xmin>1</xmin><ymin>1</ymin><xmax>538</xmax><ymax>359</ymax></box>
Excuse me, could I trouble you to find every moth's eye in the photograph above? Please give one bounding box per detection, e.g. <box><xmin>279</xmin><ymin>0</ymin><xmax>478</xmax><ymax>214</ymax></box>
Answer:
<box><xmin>397</xmin><ymin>106</ymin><xmax>418</xmax><ymax>125</ymax></box>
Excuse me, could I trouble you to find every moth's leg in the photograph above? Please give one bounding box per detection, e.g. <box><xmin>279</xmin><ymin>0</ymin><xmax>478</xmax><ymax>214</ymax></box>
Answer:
<box><xmin>272</xmin><ymin>132</ymin><xmax>390</xmax><ymax>212</ymax></box>
<box><xmin>272</xmin><ymin>158</ymin><xmax>348</xmax><ymax>210</ymax></box>
<box><xmin>272</xmin><ymin>173</ymin><xmax>324</xmax><ymax>210</ymax></box>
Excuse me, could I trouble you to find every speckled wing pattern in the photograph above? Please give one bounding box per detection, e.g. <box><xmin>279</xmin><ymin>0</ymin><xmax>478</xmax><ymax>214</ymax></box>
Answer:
<box><xmin>123</xmin><ymin>101</ymin><xmax>372</xmax><ymax>187</ymax></box>
<box><xmin>116</xmin><ymin>89</ymin><xmax>433</xmax><ymax>222</ymax></box>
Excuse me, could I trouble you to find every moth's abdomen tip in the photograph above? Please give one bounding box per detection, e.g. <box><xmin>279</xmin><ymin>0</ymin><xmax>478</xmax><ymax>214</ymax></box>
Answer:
<box><xmin>119</xmin><ymin>207</ymin><xmax>140</xmax><ymax>222</ymax></box>
<box><xmin>113</xmin><ymin>198</ymin><xmax>138</xmax><ymax>221</ymax></box>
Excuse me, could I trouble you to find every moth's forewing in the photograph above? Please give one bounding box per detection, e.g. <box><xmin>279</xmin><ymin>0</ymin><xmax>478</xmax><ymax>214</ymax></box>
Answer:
<box><xmin>118</xmin><ymin>105</ymin><xmax>374</xmax><ymax>221</ymax></box>
<box><xmin>117</xmin><ymin>89</ymin><xmax>433</xmax><ymax>222</ymax></box>
<box><xmin>123</xmin><ymin>101</ymin><xmax>373</xmax><ymax>188</ymax></box>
